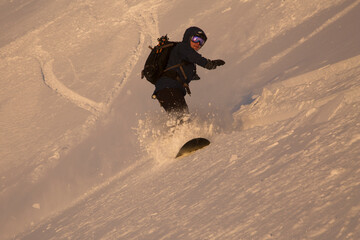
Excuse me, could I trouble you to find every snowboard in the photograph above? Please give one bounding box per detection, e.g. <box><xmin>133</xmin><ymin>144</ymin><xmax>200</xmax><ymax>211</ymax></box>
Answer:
<box><xmin>176</xmin><ymin>138</ymin><xmax>210</xmax><ymax>158</ymax></box>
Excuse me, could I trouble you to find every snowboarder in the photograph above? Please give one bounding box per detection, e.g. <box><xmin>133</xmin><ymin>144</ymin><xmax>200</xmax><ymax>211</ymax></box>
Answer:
<box><xmin>152</xmin><ymin>26</ymin><xmax>225</xmax><ymax>121</ymax></box>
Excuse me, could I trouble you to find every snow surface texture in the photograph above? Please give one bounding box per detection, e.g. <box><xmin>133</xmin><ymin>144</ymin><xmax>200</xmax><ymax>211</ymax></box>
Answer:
<box><xmin>1</xmin><ymin>0</ymin><xmax>360</xmax><ymax>239</ymax></box>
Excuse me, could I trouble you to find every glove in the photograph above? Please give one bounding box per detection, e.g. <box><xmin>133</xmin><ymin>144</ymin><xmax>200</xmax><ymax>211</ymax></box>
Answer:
<box><xmin>205</xmin><ymin>59</ymin><xmax>225</xmax><ymax>70</ymax></box>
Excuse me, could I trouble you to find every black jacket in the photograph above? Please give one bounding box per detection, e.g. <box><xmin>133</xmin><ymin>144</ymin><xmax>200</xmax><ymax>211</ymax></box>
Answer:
<box><xmin>154</xmin><ymin>27</ymin><xmax>209</xmax><ymax>96</ymax></box>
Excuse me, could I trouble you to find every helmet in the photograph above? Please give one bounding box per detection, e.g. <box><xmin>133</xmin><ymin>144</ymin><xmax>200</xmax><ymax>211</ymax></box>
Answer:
<box><xmin>183</xmin><ymin>26</ymin><xmax>207</xmax><ymax>43</ymax></box>
<box><xmin>194</xmin><ymin>30</ymin><xmax>207</xmax><ymax>42</ymax></box>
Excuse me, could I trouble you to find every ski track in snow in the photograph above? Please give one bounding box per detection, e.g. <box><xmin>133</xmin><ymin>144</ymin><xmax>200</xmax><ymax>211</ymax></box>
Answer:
<box><xmin>33</xmin><ymin>1</ymin><xmax>163</xmax><ymax>116</ymax></box>
<box><xmin>39</xmin><ymin>57</ymin><xmax>104</xmax><ymax>115</ymax></box>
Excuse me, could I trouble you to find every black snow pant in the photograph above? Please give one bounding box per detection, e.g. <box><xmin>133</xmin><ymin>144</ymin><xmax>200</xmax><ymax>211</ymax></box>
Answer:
<box><xmin>155</xmin><ymin>88</ymin><xmax>189</xmax><ymax>118</ymax></box>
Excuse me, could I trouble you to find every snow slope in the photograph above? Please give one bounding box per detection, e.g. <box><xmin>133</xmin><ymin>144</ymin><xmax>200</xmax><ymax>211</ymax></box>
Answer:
<box><xmin>1</xmin><ymin>0</ymin><xmax>359</xmax><ymax>239</ymax></box>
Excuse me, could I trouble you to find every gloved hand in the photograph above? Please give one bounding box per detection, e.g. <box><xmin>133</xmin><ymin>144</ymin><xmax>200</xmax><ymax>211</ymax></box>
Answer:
<box><xmin>205</xmin><ymin>59</ymin><xmax>225</xmax><ymax>70</ymax></box>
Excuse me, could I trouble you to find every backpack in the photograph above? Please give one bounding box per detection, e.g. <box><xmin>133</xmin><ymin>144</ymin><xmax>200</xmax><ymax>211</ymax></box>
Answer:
<box><xmin>141</xmin><ymin>35</ymin><xmax>178</xmax><ymax>84</ymax></box>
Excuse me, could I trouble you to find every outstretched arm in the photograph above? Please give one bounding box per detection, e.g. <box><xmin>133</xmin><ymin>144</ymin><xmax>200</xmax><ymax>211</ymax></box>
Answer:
<box><xmin>181</xmin><ymin>44</ymin><xmax>226</xmax><ymax>69</ymax></box>
<box><xmin>204</xmin><ymin>59</ymin><xmax>226</xmax><ymax>69</ymax></box>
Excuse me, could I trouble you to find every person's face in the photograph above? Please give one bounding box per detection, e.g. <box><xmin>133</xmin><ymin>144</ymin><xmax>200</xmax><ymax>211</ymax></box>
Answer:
<box><xmin>190</xmin><ymin>36</ymin><xmax>205</xmax><ymax>51</ymax></box>
<box><xmin>190</xmin><ymin>40</ymin><xmax>202</xmax><ymax>51</ymax></box>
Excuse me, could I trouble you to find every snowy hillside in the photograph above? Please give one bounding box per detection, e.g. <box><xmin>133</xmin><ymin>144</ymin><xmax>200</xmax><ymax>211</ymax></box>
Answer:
<box><xmin>1</xmin><ymin>0</ymin><xmax>360</xmax><ymax>239</ymax></box>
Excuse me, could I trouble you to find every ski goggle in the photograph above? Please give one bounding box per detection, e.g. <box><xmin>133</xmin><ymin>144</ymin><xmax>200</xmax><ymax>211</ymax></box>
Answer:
<box><xmin>191</xmin><ymin>36</ymin><xmax>205</xmax><ymax>46</ymax></box>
